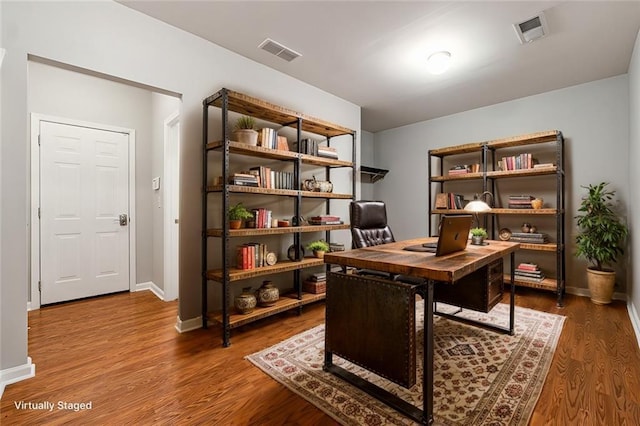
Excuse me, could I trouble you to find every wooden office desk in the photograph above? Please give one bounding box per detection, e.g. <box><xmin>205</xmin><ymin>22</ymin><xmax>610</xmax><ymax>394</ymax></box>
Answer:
<box><xmin>323</xmin><ymin>238</ymin><xmax>520</xmax><ymax>425</ymax></box>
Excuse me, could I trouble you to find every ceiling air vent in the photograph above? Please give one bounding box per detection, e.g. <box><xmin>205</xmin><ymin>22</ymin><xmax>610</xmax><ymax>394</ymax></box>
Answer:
<box><xmin>258</xmin><ymin>38</ymin><xmax>302</xmax><ymax>62</ymax></box>
<box><xmin>513</xmin><ymin>12</ymin><xmax>549</xmax><ymax>44</ymax></box>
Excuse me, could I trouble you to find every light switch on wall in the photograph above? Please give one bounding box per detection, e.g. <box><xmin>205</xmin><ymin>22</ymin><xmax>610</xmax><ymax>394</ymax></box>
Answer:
<box><xmin>152</xmin><ymin>177</ymin><xmax>161</xmax><ymax>191</ymax></box>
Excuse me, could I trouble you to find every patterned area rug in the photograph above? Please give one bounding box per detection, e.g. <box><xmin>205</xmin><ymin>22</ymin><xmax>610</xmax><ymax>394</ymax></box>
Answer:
<box><xmin>246</xmin><ymin>303</ymin><xmax>565</xmax><ymax>425</ymax></box>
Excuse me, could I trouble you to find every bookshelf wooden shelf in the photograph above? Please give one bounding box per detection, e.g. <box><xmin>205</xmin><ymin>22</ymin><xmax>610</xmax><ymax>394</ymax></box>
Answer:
<box><xmin>428</xmin><ymin>130</ymin><xmax>565</xmax><ymax>305</ymax></box>
<box><xmin>203</xmin><ymin>88</ymin><xmax>356</xmax><ymax>346</ymax></box>
<box><xmin>206</xmin><ymin>224</ymin><xmax>350</xmax><ymax>238</ymax></box>
<box><xmin>208</xmin><ymin>291</ymin><xmax>325</xmax><ymax>329</ymax></box>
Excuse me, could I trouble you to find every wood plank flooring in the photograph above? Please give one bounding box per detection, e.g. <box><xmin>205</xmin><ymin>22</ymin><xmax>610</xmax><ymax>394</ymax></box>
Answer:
<box><xmin>2</xmin><ymin>288</ymin><xmax>640</xmax><ymax>425</ymax></box>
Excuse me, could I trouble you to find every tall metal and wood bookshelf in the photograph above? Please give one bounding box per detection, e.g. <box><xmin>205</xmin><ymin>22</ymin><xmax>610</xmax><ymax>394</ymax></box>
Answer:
<box><xmin>203</xmin><ymin>88</ymin><xmax>356</xmax><ymax>346</ymax></box>
<box><xmin>428</xmin><ymin>130</ymin><xmax>565</xmax><ymax>305</ymax></box>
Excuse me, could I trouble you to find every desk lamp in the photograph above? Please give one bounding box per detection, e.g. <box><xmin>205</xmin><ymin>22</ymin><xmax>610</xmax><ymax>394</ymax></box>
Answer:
<box><xmin>465</xmin><ymin>191</ymin><xmax>493</xmax><ymax>227</ymax></box>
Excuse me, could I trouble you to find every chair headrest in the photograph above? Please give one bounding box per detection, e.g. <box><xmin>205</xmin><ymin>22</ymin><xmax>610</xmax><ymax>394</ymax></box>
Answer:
<box><xmin>350</xmin><ymin>201</ymin><xmax>388</xmax><ymax>229</ymax></box>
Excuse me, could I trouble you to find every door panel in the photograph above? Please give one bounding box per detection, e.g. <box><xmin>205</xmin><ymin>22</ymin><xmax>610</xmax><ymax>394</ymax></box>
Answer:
<box><xmin>40</xmin><ymin>121</ymin><xmax>129</xmax><ymax>305</ymax></box>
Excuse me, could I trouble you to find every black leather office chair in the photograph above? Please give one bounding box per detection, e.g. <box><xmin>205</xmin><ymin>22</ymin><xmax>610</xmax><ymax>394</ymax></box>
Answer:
<box><xmin>350</xmin><ymin>200</ymin><xmax>395</xmax><ymax>249</ymax></box>
<box><xmin>349</xmin><ymin>200</ymin><xmax>425</xmax><ymax>285</ymax></box>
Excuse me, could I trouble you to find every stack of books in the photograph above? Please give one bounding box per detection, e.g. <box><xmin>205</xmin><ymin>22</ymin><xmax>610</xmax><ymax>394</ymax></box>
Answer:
<box><xmin>508</xmin><ymin>195</ymin><xmax>534</xmax><ymax>209</ymax></box>
<box><xmin>308</xmin><ymin>215</ymin><xmax>343</xmax><ymax>225</ymax></box>
<box><xmin>229</xmin><ymin>172</ymin><xmax>259</xmax><ymax>187</ymax></box>
<box><xmin>329</xmin><ymin>242</ymin><xmax>345</xmax><ymax>252</ymax></box>
<box><xmin>303</xmin><ymin>272</ymin><xmax>326</xmax><ymax>294</ymax></box>
<box><xmin>317</xmin><ymin>145</ymin><xmax>338</xmax><ymax>159</ymax></box>
<box><xmin>509</xmin><ymin>232</ymin><xmax>549</xmax><ymax>244</ymax></box>
<box><xmin>514</xmin><ymin>263</ymin><xmax>545</xmax><ymax>283</ymax></box>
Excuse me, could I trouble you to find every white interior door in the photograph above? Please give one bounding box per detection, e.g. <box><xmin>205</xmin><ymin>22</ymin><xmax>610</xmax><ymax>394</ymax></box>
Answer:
<box><xmin>40</xmin><ymin>121</ymin><xmax>130</xmax><ymax>305</ymax></box>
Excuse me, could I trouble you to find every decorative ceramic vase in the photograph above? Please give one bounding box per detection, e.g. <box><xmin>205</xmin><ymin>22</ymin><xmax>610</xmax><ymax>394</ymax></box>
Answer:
<box><xmin>531</xmin><ymin>198</ymin><xmax>543</xmax><ymax>209</ymax></box>
<box><xmin>235</xmin><ymin>287</ymin><xmax>257</xmax><ymax>314</ymax></box>
<box><xmin>256</xmin><ymin>280</ymin><xmax>279</xmax><ymax>307</ymax></box>
<box><xmin>521</xmin><ymin>223</ymin><xmax>532</xmax><ymax>233</ymax></box>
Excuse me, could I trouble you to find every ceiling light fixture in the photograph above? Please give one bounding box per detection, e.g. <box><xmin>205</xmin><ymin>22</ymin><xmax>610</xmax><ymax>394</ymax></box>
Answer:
<box><xmin>426</xmin><ymin>51</ymin><xmax>452</xmax><ymax>75</ymax></box>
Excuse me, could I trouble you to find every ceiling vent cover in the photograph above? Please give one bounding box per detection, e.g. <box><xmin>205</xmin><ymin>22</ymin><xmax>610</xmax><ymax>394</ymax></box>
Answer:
<box><xmin>258</xmin><ymin>38</ymin><xmax>302</xmax><ymax>62</ymax></box>
<box><xmin>513</xmin><ymin>12</ymin><xmax>549</xmax><ymax>44</ymax></box>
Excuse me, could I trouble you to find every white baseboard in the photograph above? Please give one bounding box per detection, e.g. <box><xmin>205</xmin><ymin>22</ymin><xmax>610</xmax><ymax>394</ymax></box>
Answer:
<box><xmin>175</xmin><ymin>315</ymin><xmax>203</xmax><ymax>333</ymax></box>
<box><xmin>135</xmin><ymin>281</ymin><xmax>164</xmax><ymax>301</ymax></box>
<box><xmin>564</xmin><ymin>286</ymin><xmax>627</xmax><ymax>302</ymax></box>
<box><xmin>0</xmin><ymin>357</ymin><xmax>36</xmax><ymax>399</ymax></box>
<box><xmin>628</xmin><ymin>301</ymin><xmax>640</xmax><ymax>350</ymax></box>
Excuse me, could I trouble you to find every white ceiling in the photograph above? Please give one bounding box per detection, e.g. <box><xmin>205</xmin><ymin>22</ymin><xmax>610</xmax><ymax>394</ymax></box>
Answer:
<box><xmin>119</xmin><ymin>1</ymin><xmax>640</xmax><ymax>132</ymax></box>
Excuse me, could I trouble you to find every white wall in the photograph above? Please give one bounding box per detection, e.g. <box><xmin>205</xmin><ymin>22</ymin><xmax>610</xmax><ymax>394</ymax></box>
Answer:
<box><xmin>360</xmin><ymin>130</ymin><xmax>375</xmax><ymax>201</ymax></box>
<box><xmin>374</xmin><ymin>75</ymin><xmax>630</xmax><ymax>297</ymax></box>
<box><xmin>150</xmin><ymin>93</ymin><xmax>182</xmax><ymax>292</ymax></box>
<box><xmin>628</xmin><ymin>30</ymin><xmax>640</xmax><ymax>344</ymax></box>
<box><xmin>27</xmin><ymin>60</ymin><xmax>167</xmax><ymax>292</ymax></box>
<box><xmin>1</xmin><ymin>1</ymin><xmax>359</xmax><ymax>375</ymax></box>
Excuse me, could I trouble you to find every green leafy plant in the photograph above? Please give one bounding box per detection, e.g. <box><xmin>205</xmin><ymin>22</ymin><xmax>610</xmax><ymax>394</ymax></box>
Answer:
<box><xmin>470</xmin><ymin>227</ymin><xmax>488</xmax><ymax>238</ymax></box>
<box><xmin>575</xmin><ymin>182</ymin><xmax>628</xmax><ymax>271</ymax></box>
<box><xmin>306</xmin><ymin>240</ymin><xmax>330</xmax><ymax>252</ymax></box>
<box><xmin>234</xmin><ymin>116</ymin><xmax>256</xmax><ymax>131</ymax></box>
<box><xmin>228</xmin><ymin>202</ymin><xmax>254</xmax><ymax>221</ymax></box>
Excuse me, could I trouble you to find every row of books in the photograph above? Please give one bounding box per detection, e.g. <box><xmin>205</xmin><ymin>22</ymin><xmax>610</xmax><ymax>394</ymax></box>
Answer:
<box><xmin>251</xmin><ymin>208</ymin><xmax>273</xmax><ymax>229</ymax></box>
<box><xmin>434</xmin><ymin>193</ymin><xmax>466</xmax><ymax>209</ymax></box>
<box><xmin>448</xmin><ymin>164</ymin><xmax>481</xmax><ymax>175</ymax></box>
<box><xmin>497</xmin><ymin>153</ymin><xmax>553</xmax><ymax>171</ymax></box>
<box><xmin>514</xmin><ymin>262</ymin><xmax>545</xmax><ymax>283</ymax></box>
<box><xmin>509</xmin><ymin>232</ymin><xmax>549</xmax><ymax>244</ymax></box>
<box><xmin>508</xmin><ymin>195</ymin><xmax>535</xmax><ymax>209</ymax></box>
<box><xmin>308</xmin><ymin>215</ymin><xmax>343</xmax><ymax>225</ymax></box>
<box><xmin>257</xmin><ymin>128</ymin><xmax>289</xmax><ymax>151</ymax></box>
<box><xmin>236</xmin><ymin>242</ymin><xmax>270</xmax><ymax>270</ymax></box>
<box><xmin>248</xmin><ymin>166</ymin><xmax>295</xmax><ymax>190</ymax></box>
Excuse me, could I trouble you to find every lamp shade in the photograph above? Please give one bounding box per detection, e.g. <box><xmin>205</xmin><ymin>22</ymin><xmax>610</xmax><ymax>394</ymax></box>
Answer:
<box><xmin>465</xmin><ymin>199</ymin><xmax>492</xmax><ymax>212</ymax></box>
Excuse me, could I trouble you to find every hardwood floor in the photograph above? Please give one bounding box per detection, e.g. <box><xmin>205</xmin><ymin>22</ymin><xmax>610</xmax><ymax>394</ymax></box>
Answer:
<box><xmin>2</xmin><ymin>288</ymin><xmax>640</xmax><ymax>425</ymax></box>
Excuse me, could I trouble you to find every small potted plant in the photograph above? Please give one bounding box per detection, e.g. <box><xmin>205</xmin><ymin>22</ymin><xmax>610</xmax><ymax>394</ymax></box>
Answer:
<box><xmin>575</xmin><ymin>182</ymin><xmax>628</xmax><ymax>304</ymax></box>
<box><xmin>233</xmin><ymin>116</ymin><xmax>258</xmax><ymax>146</ymax></box>
<box><xmin>470</xmin><ymin>227</ymin><xmax>488</xmax><ymax>245</ymax></box>
<box><xmin>306</xmin><ymin>240</ymin><xmax>330</xmax><ymax>259</ymax></box>
<box><xmin>228</xmin><ymin>202</ymin><xmax>253</xmax><ymax>229</ymax></box>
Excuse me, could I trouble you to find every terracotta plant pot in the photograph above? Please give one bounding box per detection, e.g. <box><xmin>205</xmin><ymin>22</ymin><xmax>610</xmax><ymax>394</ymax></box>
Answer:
<box><xmin>587</xmin><ymin>267</ymin><xmax>616</xmax><ymax>305</ymax></box>
<box><xmin>313</xmin><ymin>250</ymin><xmax>325</xmax><ymax>259</ymax></box>
<box><xmin>229</xmin><ymin>219</ymin><xmax>242</xmax><ymax>229</ymax></box>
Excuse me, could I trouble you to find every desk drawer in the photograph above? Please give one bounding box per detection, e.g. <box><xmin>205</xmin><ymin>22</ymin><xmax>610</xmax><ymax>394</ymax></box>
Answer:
<box><xmin>434</xmin><ymin>259</ymin><xmax>503</xmax><ymax>313</ymax></box>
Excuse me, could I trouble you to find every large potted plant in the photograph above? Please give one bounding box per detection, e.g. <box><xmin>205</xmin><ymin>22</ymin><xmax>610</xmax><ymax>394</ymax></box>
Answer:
<box><xmin>575</xmin><ymin>182</ymin><xmax>628</xmax><ymax>304</ymax></box>
<box><xmin>233</xmin><ymin>116</ymin><xmax>258</xmax><ymax>146</ymax></box>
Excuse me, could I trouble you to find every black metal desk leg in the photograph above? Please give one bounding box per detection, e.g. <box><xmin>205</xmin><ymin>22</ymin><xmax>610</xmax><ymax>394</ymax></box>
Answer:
<box><xmin>509</xmin><ymin>252</ymin><xmax>515</xmax><ymax>335</ymax></box>
<box><xmin>424</xmin><ymin>280</ymin><xmax>434</xmax><ymax>424</ymax></box>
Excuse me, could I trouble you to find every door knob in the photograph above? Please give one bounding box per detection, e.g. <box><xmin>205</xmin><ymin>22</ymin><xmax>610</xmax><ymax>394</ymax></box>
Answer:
<box><xmin>119</xmin><ymin>214</ymin><xmax>128</xmax><ymax>226</ymax></box>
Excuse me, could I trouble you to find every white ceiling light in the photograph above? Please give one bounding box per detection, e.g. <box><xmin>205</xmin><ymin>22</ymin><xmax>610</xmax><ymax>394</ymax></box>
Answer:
<box><xmin>426</xmin><ymin>51</ymin><xmax>452</xmax><ymax>75</ymax></box>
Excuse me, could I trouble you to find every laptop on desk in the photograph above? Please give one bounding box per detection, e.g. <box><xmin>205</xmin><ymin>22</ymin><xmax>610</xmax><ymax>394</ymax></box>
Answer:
<box><xmin>404</xmin><ymin>214</ymin><xmax>473</xmax><ymax>256</ymax></box>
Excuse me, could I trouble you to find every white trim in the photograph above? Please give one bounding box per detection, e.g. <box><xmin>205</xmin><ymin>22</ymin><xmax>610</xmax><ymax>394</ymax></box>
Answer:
<box><xmin>134</xmin><ymin>281</ymin><xmax>164</xmax><ymax>301</ymax></box>
<box><xmin>175</xmin><ymin>316</ymin><xmax>203</xmax><ymax>333</ymax></box>
<box><xmin>628</xmin><ymin>301</ymin><xmax>640</xmax><ymax>350</ymax></box>
<box><xmin>0</xmin><ymin>357</ymin><xmax>36</xmax><ymax>398</ymax></box>
<box><xmin>29</xmin><ymin>114</ymin><xmax>136</xmax><ymax>309</ymax></box>
<box><xmin>565</xmin><ymin>286</ymin><xmax>627</xmax><ymax>302</ymax></box>
<box><xmin>163</xmin><ymin>110</ymin><xmax>180</xmax><ymax>302</ymax></box>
